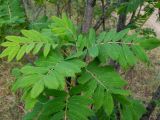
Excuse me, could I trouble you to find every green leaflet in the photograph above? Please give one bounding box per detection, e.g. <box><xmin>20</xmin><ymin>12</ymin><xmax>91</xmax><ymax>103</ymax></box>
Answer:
<box><xmin>84</xmin><ymin>80</ymin><xmax>97</xmax><ymax>96</ymax></box>
<box><xmin>138</xmin><ymin>37</ymin><xmax>160</xmax><ymax>50</ymax></box>
<box><xmin>98</xmin><ymin>44</ymin><xmax>110</xmax><ymax>64</ymax></box>
<box><xmin>0</xmin><ymin>47</ymin><xmax>13</xmax><ymax>58</ymax></box>
<box><xmin>12</xmin><ymin>74</ymin><xmax>42</xmax><ymax>92</ymax></box>
<box><xmin>20</xmin><ymin>66</ymin><xmax>48</xmax><ymax>75</ymax></box>
<box><xmin>26</xmin><ymin>43</ymin><xmax>35</xmax><ymax>54</ymax></box>
<box><xmin>21</xmin><ymin>89</ymin><xmax>38</xmax><ymax>110</ymax></box>
<box><xmin>97</xmin><ymin>32</ymin><xmax>106</xmax><ymax>43</ymax></box>
<box><xmin>43</xmin><ymin>43</ymin><xmax>51</xmax><ymax>57</ymax></box>
<box><xmin>122</xmin><ymin>45</ymin><xmax>136</xmax><ymax>66</ymax></box>
<box><xmin>43</xmin><ymin>73</ymin><xmax>59</xmax><ymax>89</ymax></box>
<box><xmin>16</xmin><ymin>45</ymin><xmax>28</xmax><ymax>60</ymax></box>
<box><xmin>35</xmin><ymin>52</ymin><xmax>63</xmax><ymax>67</ymax></box>
<box><xmin>112</xmin><ymin>28</ymin><xmax>130</xmax><ymax>42</ymax></box>
<box><xmin>85</xmin><ymin>28</ymin><xmax>99</xmax><ymax>58</ymax></box>
<box><xmin>0</xmin><ymin>30</ymin><xmax>57</xmax><ymax>61</ymax></box>
<box><xmin>31</xmin><ymin>80</ymin><xmax>44</xmax><ymax>98</ymax></box>
<box><xmin>103</xmin><ymin>92</ymin><xmax>114</xmax><ymax>116</ymax></box>
<box><xmin>111</xmin><ymin>89</ymin><xmax>131</xmax><ymax>96</ymax></box>
<box><xmin>76</xmin><ymin>34</ymin><xmax>86</xmax><ymax>51</ymax></box>
<box><xmin>88</xmin><ymin>45</ymin><xmax>99</xmax><ymax>58</ymax></box>
<box><xmin>8</xmin><ymin>46</ymin><xmax>20</xmax><ymax>62</ymax></box>
<box><xmin>121</xmin><ymin>99</ymin><xmax>146</xmax><ymax>120</ymax></box>
<box><xmin>131</xmin><ymin>45</ymin><xmax>149</xmax><ymax>63</ymax></box>
<box><xmin>32</xmin><ymin>42</ymin><xmax>44</xmax><ymax>55</ymax></box>
<box><xmin>87</xmin><ymin>28</ymin><xmax>96</xmax><ymax>48</ymax></box>
<box><xmin>105</xmin><ymin>44</ymin><xmax>119</xmax><ymax>60</ymax></box>
<box><xmin>54</xmin><ymin>59</ymin><xmax>86</xmax><ymax>77</ymax></box>
<box><xmin>103</xmin><ymin>29</ymin><xmax>117</xmax><ymax>42</ymax></box>
<box><xmin>93</xmin><ymin>86</ymin><xmax>104</xmax><ymax>110</ymax></box>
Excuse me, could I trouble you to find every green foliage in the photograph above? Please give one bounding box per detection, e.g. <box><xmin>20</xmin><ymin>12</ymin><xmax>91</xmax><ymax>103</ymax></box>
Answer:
<box><xmin>120</xmin><ymin>98</ymin><xmax>146</xmax><ymax>120</ymax></box>
<box><xmin>126</xmin><ymin>0</ymin><xmax>144</xmax><ymax>13</ymax></box>
<box><xmin>139</xmin><ymin>37</ymin><xmax>160</xmax><ymax>50</ymax></box>
<box><xmin>12</xmin><ymin>52</ymin><xmax>85</xmax><ymax>97</ymax></box>
<box><xmin>127</xmin><ymin>4</ymin><xmax>154</xmax><ymax>29</ymax></box>
<box><xmin>1</xmin><ymin>15</ymin><xmax>160</xmax><ymax>120</ymax></box>
<box><xmin>78</xmin><ymin>60</ymin><xmax>129</xmax><ymax>116</ymax></box>
<box><xmin>0</xmin><ymin>30</ymin><xmax>58</xmax><ymax>61</ymax></box>
<box><xmin>0</xmin><ymin>0</ymin><xmax>26</xmax><ymax>40</ymax></box>
<box><xmin>0</xmin><ymin>0</ymin><xmax>25</xmax><ymax>27</ymax></box>
<box><xmin>35</xmin><ymin>0</ymin><xmax>59</xmax><ymax>4</ymax></box>
<box><xmin>118</xmin><ymin>0</ymin><xmax>144</xmax><ymax>14</ymax></box>
<box><xmin>85</xmin><ymin>28</ymin><xmax>152</xmax><ymax>68</ymax></box>
<box><xmin>50</xmin><ymin>14</ymin><xmax>77</xmax><ymax>41</ymax></box>
<box><xmin>24</xmin><ymin>91</ymin><xmax>93</xmax><ymax>120</ymax></box>
<box><xmin>155</xmin><ymin>2</ymin><xmax>160</xmax><ymax>8</ymax></box>
<box><xmin>29</xmin><ymin>16</ymin><xmax>50</xmax><ymax>31</ymax></box>
<box><xmin>155</xmin><ymin>100</ymin><xmax>160</xmax><ymax>107</ymax></box>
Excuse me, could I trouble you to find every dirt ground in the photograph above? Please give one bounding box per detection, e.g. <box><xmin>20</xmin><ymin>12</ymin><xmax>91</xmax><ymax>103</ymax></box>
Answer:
<box><xmin>0</xmin><ymin>62</ymin><xmax>23</xmax><ymax>120</ymax></box>
<box><xmin>0</xmin><ymin>10</ymin><xmax>160</xmax><ymax>120</ymax></box>
<box><xmin>125</xmin><ymin>47</ymin><xmax>160</xmax><ymax>120</ymax></box>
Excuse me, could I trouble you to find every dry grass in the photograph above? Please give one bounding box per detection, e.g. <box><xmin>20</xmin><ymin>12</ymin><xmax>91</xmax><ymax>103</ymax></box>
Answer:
<box><xmin>0</xmin><ymin>61</ymin><xmax>23</xmax><ymax>120</ymax></box>
<box><xmin>124</xmin><ymin>47</ymin><xmax>160</xmax><ymax>120</ymax></box>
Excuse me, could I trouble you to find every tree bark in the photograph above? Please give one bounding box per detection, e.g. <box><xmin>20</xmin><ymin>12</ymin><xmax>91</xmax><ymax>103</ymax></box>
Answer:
<box><xmin>101</xmin><ymin>0</ymin><xmax>105</xmax><ymax>30</ymax></box>
<box><xmin>141</xmin><ymin>86</ymin><xmax>160</xmax><ymax>120</ymax></box>
<box><xmin>82</xmin><ymin>0</ymin><xmax>96</xmax><ymax>33</ymax></box>
<box><xmin>67</xmin><ymin>0</ymin><xmax>72</xmax><ymax>18</ymax></box>
<box><xmin>21</xmin><ymin>0</ymin><xmax>31</xmax><ymax>22</ymax></box>
<box><xmin>117</xmin><ymin>0</ymin><xmax>127</xmax><ymax>32</ymax></box>
<box><xmin>56</xmin><ymin>1</ymin><xmax>61</xmax><ymax>17</ymax></box>
<box><xmin>156</xmin><ymin>114</ymin><xmax>160</xmax><ymax>120</ymax></box>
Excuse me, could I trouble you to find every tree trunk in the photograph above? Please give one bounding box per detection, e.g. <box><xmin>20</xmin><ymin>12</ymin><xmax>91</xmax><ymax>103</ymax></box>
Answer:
<box><xmin>67</xmin><ymin>0</ymin><xmax>72</xmax><ymax>18</ymax></box>
<box><xmin>117</xmin><ymin>0</ymin><xmax>127</xmax><ymax>32</ymax></box>
<box><xmin>101</xmin><ymin>0</ymin><xmax>105</xmax><ymax>30</ymax></box>
<box><xmin>141</xmin><ymin>86</ymin><xmax>160</xmax><ymax>120</ymax></box>
<box><xmin>82</xmin><ymin>0</ymin><xmax>96</xmax><ymax>33</ymax></box>
<box><xmin>156</xmin><ymin>114</ymin><xmax>160</xmax><ymax>120</ymax></box>
<box><xmin>21</xmin><ymin>0</ymin><xmax>31</xmax><ymax>22</ymax></box>
<box><xmin>56</xmin><ymin>1</ymin><xmax>60</xmax><ymax>17</ymax></box>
